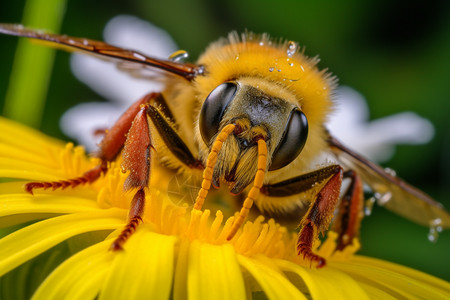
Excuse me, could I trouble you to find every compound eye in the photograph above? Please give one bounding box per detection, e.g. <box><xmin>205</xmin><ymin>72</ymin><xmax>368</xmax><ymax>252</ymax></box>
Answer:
<box><xmin>199</xmin><ymin>82</ymin><xmax>238</xmax><ymax>145</ymax></box>
<box><xmin>269</xmin><ymin>109</ymin><xmax>308</xmax><ymax>171</ymax></box>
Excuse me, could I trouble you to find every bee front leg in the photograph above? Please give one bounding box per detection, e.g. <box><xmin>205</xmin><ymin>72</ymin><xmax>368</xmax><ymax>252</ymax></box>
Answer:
<box><xmin>297</xmin><ymin>166</ymin><xmax>343</xmax><ymax>268</ymax></box>
<box><xmin>111</xmin><ymin>95</ymin><xmax>203</xmax><ymax>250</ymax></box>
<box><xmin>261</xmin><ymin>165</ymin><xmax>344</xmax><ymax>267</ymax></box>
<box><xmin>111</xmin><ymin>103</ymin><xmax>152</xmax><ymax>250</ymax></box>
<box><xmin>24</xmin><ymin>93</ymin><xmax>157</xmax><ymax>194</ymax></box>
<box><xmin>333</xmin><ymin>170</ymin><xmax>364</xmax><ymax>250</ymax></box>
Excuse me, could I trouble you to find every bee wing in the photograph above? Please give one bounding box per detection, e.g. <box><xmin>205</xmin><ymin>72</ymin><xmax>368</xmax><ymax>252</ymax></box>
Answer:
<box><xmin>327</xmin><ymin>134</ymin><xmax>450</xmax><ymax>229</ymax></box>
<box><xmin>0</xmin><ymin>23</ymin><xmax>203</xmax><ymax>80</ymax></box>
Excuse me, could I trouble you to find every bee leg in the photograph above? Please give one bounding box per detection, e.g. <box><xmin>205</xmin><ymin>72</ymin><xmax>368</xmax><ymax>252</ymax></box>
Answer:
<box><xmin>146</xmin><ymin>105</ymin><xmax>203</xmax><ymax>169</ymax></box>
<box><xmin>111</xmin><ymin>103</ymin><xmax>152</xmax><ymax>250</ymax></box>
<box><xmin>261</xmin><ymin>165</ymin><xmax>344</xmax><ymax>267</ymax></box>
<box><xmin>296</xmin><ymin>166</ymin><xmax>343</xmax><ymax>268</ymax></box>
<box><xmin>111</xmin><ymin>95</ymin><xmax>204</xmax><ymax>250</ymax></box>
<box><xmin>110</xmin><ymin>188</ymin><xmax>146</xmax><ymax>251</ymax></box>
<box><xmin>333</xmin><ymin>170</ymin><xmax>364</xmax><ymax>250</ymax></box>
<box><xmin>24</xmin><ymin>93</ymin><xmax>156</xmax><ymax>194</ymax></box>
<box><xmin>24</xmin><ymin>162</ymin><xmax>107</xmax><ymax>194</ymax></box>
<box><xmin>96</xmin><ymin>93</ymin><xmax>159</xmax><ymax>162</ymax></box>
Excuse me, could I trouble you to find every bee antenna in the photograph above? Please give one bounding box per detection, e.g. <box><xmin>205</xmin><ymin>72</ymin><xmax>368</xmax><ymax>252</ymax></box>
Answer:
<box><xmin>227</xmin><ymin>138</ymin><xmax>267</xmax><ymax>240</ymax></box>
<box><xmin>193</xmin><ymin>124</ymin><xmax>236</xmax><ymax>210</ymax></box>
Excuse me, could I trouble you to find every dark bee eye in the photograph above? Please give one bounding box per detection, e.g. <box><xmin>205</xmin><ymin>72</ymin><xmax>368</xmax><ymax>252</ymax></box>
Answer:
<box><xmin>199</xmin><ymin>82</ymin><xmax>238</xmax><ymax>145</ymax></box>
<box><xmin>269</xmin><ymin>109</ymin><xmax>308</xmax><ymax>171</ymax></box>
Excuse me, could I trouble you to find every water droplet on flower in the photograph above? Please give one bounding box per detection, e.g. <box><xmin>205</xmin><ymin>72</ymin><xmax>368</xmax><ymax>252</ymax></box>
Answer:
<box><xmin>169</xmin><ymin>50</ymin><xmax>189</xmax><ymax>62</ymax></box>
<box><xmin>268</xmin><ymin>67</ymin><xmax>274</xmax><ymax>72</ymax></box>
<box><xmin>286</xmin><ymin>41</ymin><xmax>298</xmax><ymax>57</ymax></box>
<box><xmin>428</xmin><ymin>218</ymin><xmax>443</xmax><ymax>242</ymax></box>
<box><xmin>364</xmin><ymin>197</ymin><xmax>376</xmax><ymax>216</ymax></box>
<box><xmin>259</xmin><ymin>41</ymin><xmax>264</xmax><ymax>46</ymax></box>
<box><xmin>288</xmin><ymin>62</ymin><xmax>294</xmax><ymax>67</ymax></box>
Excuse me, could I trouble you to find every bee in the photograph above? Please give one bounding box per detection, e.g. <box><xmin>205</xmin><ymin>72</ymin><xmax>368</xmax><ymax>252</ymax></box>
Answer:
<box><xmin>1</xmin><ymin>24</ymin><xmax>449</xmax><ymax>268</ymax></box>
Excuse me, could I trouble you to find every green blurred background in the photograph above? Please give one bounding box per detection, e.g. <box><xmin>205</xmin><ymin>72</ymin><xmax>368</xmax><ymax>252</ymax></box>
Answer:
<box><xmin>1</xmin><ymin>0</ymin><xmax>449</xmax><ymax>281</ymax></box>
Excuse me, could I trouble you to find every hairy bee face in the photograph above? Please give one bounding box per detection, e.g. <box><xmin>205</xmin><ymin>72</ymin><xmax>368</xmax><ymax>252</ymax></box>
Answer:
<box><xmin>199</xmin><ymin>80</ymin><xmax>308</xmax><ymax>194</ymax></box>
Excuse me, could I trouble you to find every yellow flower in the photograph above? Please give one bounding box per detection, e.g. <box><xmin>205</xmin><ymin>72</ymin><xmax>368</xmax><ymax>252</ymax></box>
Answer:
<box><xmin>0</xmin><ymin>116</ymin><xmax>449</xmax><ymax>300</ymax></box>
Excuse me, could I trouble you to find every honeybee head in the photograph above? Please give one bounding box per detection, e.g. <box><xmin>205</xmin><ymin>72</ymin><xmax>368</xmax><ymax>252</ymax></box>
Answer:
<box><xmin>199</xmin><ymin>80</ymin><xmax>308</xmax><ymax>194</ymax></box>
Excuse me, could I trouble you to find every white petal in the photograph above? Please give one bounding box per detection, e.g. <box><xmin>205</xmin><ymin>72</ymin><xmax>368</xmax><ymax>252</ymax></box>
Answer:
<box><xmin>63</xmin><ymin>16</ymin><xmax>178</xmax><ymax>148</ymax></box>
<box><xmin>70</xmin><ymin>15</ymin><xmax>177</xmax><ymax>105</ymax></box>
<box><xmin>328</xmin><ymin>86</ymin><xmax>434</xmax><ymax>162</ymax></box>
<box><xmin>70</xmin><ymin>54</ymin><xmax>162</xmax><ymax>105</ymax></box>
<box><xmin>103</xmin><ymin>15</ymin><xmax>178</xmax><ymax>55</ymax></box>
<box><xmin>60</xmin><ymin>102</ymin><xmax>127</xmax><ymax>151</ymax></box>
<box><xmin>363</xmin><ymin>112</ymin><xmax>434</xmax><ymax>145</ymax></box>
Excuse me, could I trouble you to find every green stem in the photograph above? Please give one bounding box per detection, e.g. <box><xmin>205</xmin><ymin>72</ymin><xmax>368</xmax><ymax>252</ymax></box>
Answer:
<box><xmin>2</xmin><ymin>0</ymin><xmax>67</xmax><ymax>128</ymax></box>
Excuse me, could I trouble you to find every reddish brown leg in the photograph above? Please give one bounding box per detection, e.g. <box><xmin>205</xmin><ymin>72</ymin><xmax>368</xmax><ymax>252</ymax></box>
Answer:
<box><xmin>24</xmin><ymin>93</ymin><xmax>157</xmax><ymax>195</ymax></box>
<box><xmin>110</xmin><ymin>103</ymin><xmax>152</xmax><ymax>250</ymax></box>
<box><xmin>333</xmin><ymin>170</ymin><xmax>364</xmax><ymax>250</ymax></box>
<box><xmin>97</xmin><ymin>93</ymin><xmax>160</xmax><ymax>162</ymax></box>
<box><xmin>110</xmin><ymin>188</ymin><xmax>146</xmax><ymax>250</ymax></box>
<box><xmin>109</xmin><ymin>98</ymin><xmax>204</xmax><ymax>250</ymax></box>
<box><xmin>93</xmin><ymin>128</ymin><xmax>108</xmax><ymax>137</ymax></box>
<box><xmin>24</xmin><ymin>162</ymin><xmax>107</xmax><ymax>194</ymax></box>
<box><xmin>25</xmin><ymin>90</ymin><xmax>201</xmax><ymax>250</ymax></box>
<box><xmin>297</xmin><ymin>166</ymin><xmax>343</xmax><ymax>268</ymax></box>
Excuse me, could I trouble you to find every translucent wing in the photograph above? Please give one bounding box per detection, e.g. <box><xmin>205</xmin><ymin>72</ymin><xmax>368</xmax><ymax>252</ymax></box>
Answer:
<box><xmin>327</xmin><ymin>134</ymin><xmax>450</xmax><ymax>229</ymax></box>
<box><xmin>0</xmin><ymin>23</ymin><xmax>204</xmax><ymax>80</ymax></box>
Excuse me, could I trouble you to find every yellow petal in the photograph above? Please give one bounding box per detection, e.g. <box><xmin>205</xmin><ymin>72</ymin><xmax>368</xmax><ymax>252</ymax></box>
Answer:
<box><xmin>173</xmin><ymin>239</ymin><xmax>190</xmax><ymax>300</ymax></box>
<box><xmin>99</xmin><ymin>227</ymin><xmax>177</xmax><ymax>300</ymax></box>
<box><xmin>1</xmin><ymin>123</ymin><xmax>96</xmax><ymax>181</ymax></box>
<box><xmin>0</xmin><ymin>209</ymin><xmax>125</xmax><ymax>276</ymax></box>
<box><xmin>187</xmin><ymin>241</ymin><xmax>246</xmax><ymax>300</ymax></box>
<box><xmin>238</xmin><ymin>255</ymin><xmax>307</xmax><ymax>300</ymax></box>
<box><xmin>353</xmin><ymin>255</ymin><xmax>450</xmax><ymax>293</ymax></box>
<box><xmin>0</xmin><ymin>143</ymin><xmax>94</xmax><ymax>181</ymax></box>
<box><xmin>277</xmin><ymin>259</ymin><xmax>370</xmax><ymax>300</ymax></box>
<box><xmin>0</xmin><ymin>194</ymin><xmax>99</xmax><ymax>217</ymax></box>
<box><xmin>0</xmin><ymin>158</ymin><xmax>64</xmax><ymax>181</ymax></box>
<box><xmin>0</xmin><ymin>190</ymin><xmax>99</xmax><ymax>228</ymax></box>
<box><xmin>333</xmin><ymin>259</ymin><xmax>450</xmax><ymax>299</ymax></box>
<box><xmin>0</xmin><ymin>143</ymin><xmax>57</xmax><ymax>169</ymax></box>
<box><xmin>32</xmin><ymin>240</ymin><xmax>113</xmax><ymax>300</ymax></box>
<box><xmin>0</xmin><ymin>117</ymin><xmax>63</xmax><ymax>155</ymax></box>
<box><xmin>357</xmin><ymin>282</ymin><xmax>398</xmax><ymax>300</ymax></box>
